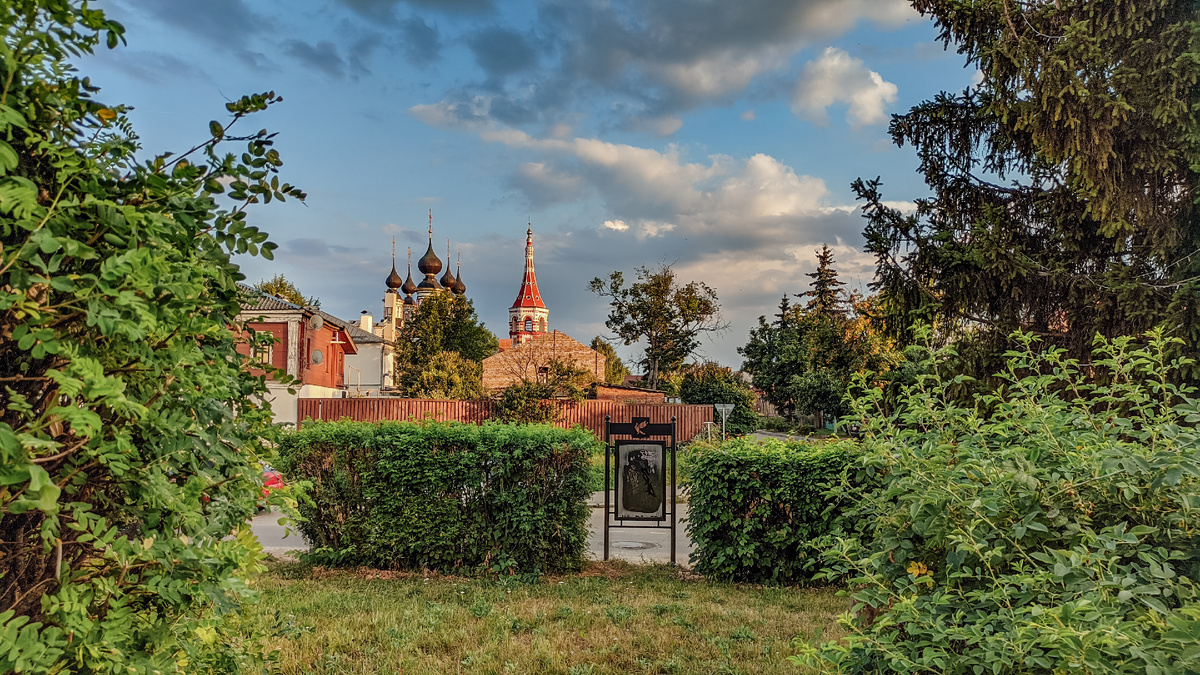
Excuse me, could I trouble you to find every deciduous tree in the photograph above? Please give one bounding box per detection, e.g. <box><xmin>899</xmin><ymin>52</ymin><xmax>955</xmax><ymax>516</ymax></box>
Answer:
<box><xmin>0</xmin><ymin>2</ymin><xmax>304</xmax><ymax>671</ymax></box>
<box><xmin>394</xmin><ymin>293</ymin><xmax>497</xmax><ymax>394</ymax></box>
<box><xmin>590</xmin><ymin>336</ymin><xmax>630</xmax><ymax>385</ymax></box>
<box><xmin>399</xmin><ymin>350</ymin><xmax>483</xmax><ymax>399</ymax></box>
<box><xmin>678</xmin><ymin>363</ymin><xmax>760</xmax><ymax>437</ymax></box>
<box><xmin>251</xmin><ymin>273</ymin><xmax>319</xmax><ymax>308</ymax></box>
<box><xmin>589</xmin><ymin>264</ymin><xmax>726</xmax><ymax>391</ymax></box>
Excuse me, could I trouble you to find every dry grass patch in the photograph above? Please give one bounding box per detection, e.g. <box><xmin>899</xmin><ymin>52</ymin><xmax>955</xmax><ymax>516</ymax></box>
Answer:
<box><xmin>243</xmin><ymin>560</ymin><xmax>846</xmax><ymax>675</ymax></box>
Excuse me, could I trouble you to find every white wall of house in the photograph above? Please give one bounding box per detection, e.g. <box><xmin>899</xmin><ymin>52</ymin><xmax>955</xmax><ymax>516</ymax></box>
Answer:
<box><xmin>344</xmin><ymin>343</ymin><xmax>385</xmax><ymax>396</ymax></box>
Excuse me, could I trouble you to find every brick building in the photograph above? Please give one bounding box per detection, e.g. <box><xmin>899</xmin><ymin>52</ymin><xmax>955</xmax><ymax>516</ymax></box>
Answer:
<box><xmin>482</xmin><ymin>330</ymin><xmax>605</xmax><ymax>391</ymax></box>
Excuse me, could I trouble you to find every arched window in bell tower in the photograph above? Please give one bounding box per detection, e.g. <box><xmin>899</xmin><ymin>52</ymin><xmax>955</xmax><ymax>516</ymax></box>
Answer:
<box><xmin>525</xmin><ymin>317</ymin><xmax>533</xmax><ymax>332</ymax></box>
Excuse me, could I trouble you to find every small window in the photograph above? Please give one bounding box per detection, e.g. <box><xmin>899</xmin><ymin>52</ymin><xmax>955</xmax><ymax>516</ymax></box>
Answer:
<box><xmin>537</xmin><ymin>366</ymin><xmax>549</xmax><ymax>384</ymax></box>
<box><xmin>525</xmin><ymin>318</ymin><xmax>533</xmax><ymax>332</ymax></box>
<box><xmin>252</xmin><ymin>343</ymin><xmax>271</xmax><ymax>366</ymax></box>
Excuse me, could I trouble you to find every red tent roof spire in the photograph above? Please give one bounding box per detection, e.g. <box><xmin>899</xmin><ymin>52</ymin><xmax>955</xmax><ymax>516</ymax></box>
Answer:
<box><xmin>511</xmin><ymin>223</ymin><xmax>546</xmax><ymax>309</ymax></box>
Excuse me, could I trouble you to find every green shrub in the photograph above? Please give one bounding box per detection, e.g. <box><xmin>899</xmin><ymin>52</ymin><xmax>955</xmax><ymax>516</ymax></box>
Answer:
<box><xmin>277</xmin><ymin>420</ymin><xmax>599</xmax><ymax>574</ymax></box>
<box><xmin>686</xmin><ymin>437</ymin><xmax>861</xmax><ymax>583</ymax></box>
<box><xmin>800</xmin><ymin>330</ymin><xmax>1200</xmax><ymax>673</ymax></box>
<box><xmin>679</xmin><ymin>363</ymin><xmax>761</xmax><ymax>436</ymax></box>
<box><xmin>0</xmin><ymin>3</ymin><xmax>303</xmax><ymax>673</ymax></box>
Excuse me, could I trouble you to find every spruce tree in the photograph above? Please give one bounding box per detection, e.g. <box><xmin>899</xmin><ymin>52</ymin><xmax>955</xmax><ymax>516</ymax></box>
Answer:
<box><xmin>860</xmin><ymin>0</ymin><xmax>1200</xmax><ymax>374</ymax></box>
<box><xmin>801</xmin><ymin>245</ymin><xmax>846</xmax><ymax>318</ymax></box>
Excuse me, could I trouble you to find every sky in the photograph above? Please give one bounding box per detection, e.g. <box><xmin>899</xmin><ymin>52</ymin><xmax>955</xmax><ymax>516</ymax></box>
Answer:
<box><xmin>81</xmin><ymin>0</ymin><xmax>978</xmax><ymax>369</ymax></box>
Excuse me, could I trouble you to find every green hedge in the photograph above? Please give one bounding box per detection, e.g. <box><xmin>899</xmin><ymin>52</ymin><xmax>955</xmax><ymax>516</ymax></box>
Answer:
<box><xmin>686</xmin><ymin>437</ymin><xmax>860</xmax><ymax>583</ymax></box>
<box><xmin>276</xmin><ymin>420</ymin><xmax>600</xmax><ymax>574</ymax></box>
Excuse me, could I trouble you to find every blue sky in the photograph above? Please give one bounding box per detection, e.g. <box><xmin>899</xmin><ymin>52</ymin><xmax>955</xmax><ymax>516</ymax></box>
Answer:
<box><xmin>82</xmin><ymin>0</ymin><xmax>977</xmax><ymax>369</ymax></box>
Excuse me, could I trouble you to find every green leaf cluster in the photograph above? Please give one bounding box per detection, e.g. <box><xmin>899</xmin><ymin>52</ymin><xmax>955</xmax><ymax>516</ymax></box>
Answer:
<box><xmin>685</xmin><ymin>437</ymin><xmax>862</xmax><ymax>584</ymax></box>
<box><xmin>394</xmin><ymin>293</ymin><xmax>497</xmax><ymax>397</ymax></box>
<box><xmin>0</xmin><ymin>1</ymin><xmax>303</xmax><ymax>673</ymax></box>
<box><xmin>801</xmin><ymin>329</ymin><xmax>1200</xmax><ymax>673</ymax></box>
<box><xmin>677</xmin><ymin>363</ymin><xmax>760</xmax><ymax>436</ymax></box>
<box><xmin>276</xmin><ymin>420</ymin><xmax>600</xmax><ymax>575</ymax></box>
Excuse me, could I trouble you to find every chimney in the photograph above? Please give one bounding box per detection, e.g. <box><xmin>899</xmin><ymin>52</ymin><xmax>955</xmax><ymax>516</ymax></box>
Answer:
<box><xmin>359</xmin><ymin>311</ymin><xmax>373</xmax><ymax>333</ymax></box>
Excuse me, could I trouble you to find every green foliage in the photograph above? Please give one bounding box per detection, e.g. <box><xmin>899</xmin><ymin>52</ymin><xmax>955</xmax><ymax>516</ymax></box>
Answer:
<box><xmin>276</xmin><ymin>421</ymin><xmax>599</xmax><ymax>574</ymax></box>
<box><xmin>678</xmin><ymin>363</ymin><xmax>760</xmax><ymax>436</ymax></box>
<box><xmin>801</xmin><ymin>245</ymin><xmax>846</xmax><ymax>318</ymax></box>
<box><xmin>0</xmin><ymin>2</ymin><xmax>303</xmax><ymax>672</ymax></box>
<box><xmin>800</xmin><ymin>330</ymin><xmax>1200</xmax><ymax>673</ymax></box>
<box><xmin>860</xmin><ymin>0</ymin><xmax>1200</xmax><ymax>376</ymax></box>
<box><xmin>591</xmin><ymin>336</ymin><xmax>630</xmax><ymax>385</ymax></box>
<box><xmin>589</xmin><ymin>264</ymin><xmax>727</xmax><ymax>391</ymax></box>
<box><xmin>741</xmin><ymin>285</ymin><xmax>898</xmax><ymax>421</ymax></box>
<box><xmin>396</xmin><ymin>292</ymin><xmax>497</xmax><ymax>367</ymax></box>
<box><xmin>790</xmin><ymin>370</ymin><xmax>846</xmax><ymax>420</ymax></box>
<box><xmin>399</xmin><ymin>350</ymin><xmax>483</xmax><ymax>399</ymax></box>
<box><xmin>492</xmin><ymin>380</ymin><xmax>559</xmax><ymax>425</ymax></box>
<box><xmin>251</xmin><ymin>272</ymin><xmax>319</xmax><ymax>308</ymax></box>
<box><xmin>686</xmin><ymin>437</ymin><xmax>860</xmax><ymax>583</ymax></box>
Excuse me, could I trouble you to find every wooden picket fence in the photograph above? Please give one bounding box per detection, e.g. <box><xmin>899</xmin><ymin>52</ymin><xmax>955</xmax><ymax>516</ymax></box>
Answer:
<box><xmin>296</xmin><ymin>398</ymin><xmax>714</xmax><ymax>440</ymax></box>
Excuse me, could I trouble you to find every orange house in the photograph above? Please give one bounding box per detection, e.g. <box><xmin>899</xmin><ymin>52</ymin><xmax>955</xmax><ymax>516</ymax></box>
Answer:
<box><xmin>238</xmin><ymin>286</ymin><xmax>359</xmax><ymax>425</ymax></box>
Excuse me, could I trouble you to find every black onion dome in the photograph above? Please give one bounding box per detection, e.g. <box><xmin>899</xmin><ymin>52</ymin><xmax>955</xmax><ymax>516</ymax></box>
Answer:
<box><xmin>417</xmin><ymin>240</ymin><xmax>442</xmax><ymax>275</ymax></box>
<box><xmin>385</xmin><ymin>263</ymin><xmax>403</xmax><ymax>289</ymax></box>
<box><xmin>417</xmin><ymin>276</ymin><xmax>442</xmax><ymax>291</ymax></box>
<box><xmin>440</xmin><ymin>266</ymin><xmax>457</xmax><ymax>290</ymax></box>
<box><xmin>401</xmin><ymin>270</ymin><xmax>417</xmax><ymax>295</ymax></box>
<box><xmin>452</xmin><ymin>269</ymin><xmax>466</xmax><ymax>295</ymax></box>
<box><xmin>403</xmin><ymin>293</ymin><xmax>415</xmax><ymax>306</ymax></box>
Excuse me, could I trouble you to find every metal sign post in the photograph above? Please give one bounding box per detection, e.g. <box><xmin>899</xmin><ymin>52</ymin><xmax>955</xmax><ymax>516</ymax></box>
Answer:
<box><xmin>713</xmin><ymin>403</ymin><xmax>734</xmax><ymax>439</ymax></box>
<box><xmin>603</xmin><ymin>415</ymin><xmax>678</xmax><ymax>564</ymax></box>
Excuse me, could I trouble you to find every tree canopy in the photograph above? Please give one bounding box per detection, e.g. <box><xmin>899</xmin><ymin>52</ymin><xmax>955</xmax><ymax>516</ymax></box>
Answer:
<box><xmin>394</xmin><ymin>293</ymin><xmax>495</xmax><ymax>398</ymax></box>
<box><xmin>0</xmin><ymin>1</ymin><xmax>303</xmax><ymax>671</ymax></box>
<box><xmin>678</xmin><ymin>363</ymin><xmax>760</xmax><ymax>437</ymax></box>
<box><xmin>741</xmin><ymin>251</ymin><xmax>899</xmax><ymax>422</ymax></box>
<box><xmin>860</xmin><ymin>0</ymin><xmax>1200</xmax><ymax>376</ymax></box>
<box><xmin>400</xmin><ymin>350</ymin><xmax>483</xmax><ymax>399</ymax></box>
<box><xmin>251</xmin><ymin>273</ymin><xmax>319</xmax><ymax>308</ymax></box>
<box><xmin>590</xmin><ymin>336</ymin><xmax>630</xmax><ymax>385</ymax></box>
<box><xmin>588</xmin><ymin>264</ymin><xmax>726</xmax><ymax>391</ymax></box>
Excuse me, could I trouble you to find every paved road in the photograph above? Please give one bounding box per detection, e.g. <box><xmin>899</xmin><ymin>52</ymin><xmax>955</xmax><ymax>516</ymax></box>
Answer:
<box><xmin>252</xmin><ymin>494</ymin><xmax>694</xmax><ymax>566</ymax></box>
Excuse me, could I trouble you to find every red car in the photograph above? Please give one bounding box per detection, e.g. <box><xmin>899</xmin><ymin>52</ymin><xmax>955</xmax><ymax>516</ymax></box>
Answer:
<box><xmin>261</xmin><ymin>465</ymin><xmax>284</xmax><ymax>498</ymax></box>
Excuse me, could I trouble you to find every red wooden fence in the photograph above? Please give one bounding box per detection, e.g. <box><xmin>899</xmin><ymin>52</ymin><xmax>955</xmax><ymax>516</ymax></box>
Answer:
<box><xmin>296</xmin><ymin>398</ymin><xmax>714</xmax><ymax>440</ymax></box>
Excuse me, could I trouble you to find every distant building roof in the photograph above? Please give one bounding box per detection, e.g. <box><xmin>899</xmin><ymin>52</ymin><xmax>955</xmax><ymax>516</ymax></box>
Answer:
<box><xmin>238</xmin><ymin>283</ymin><xmax>305</xmax><ymax>312</ymax></box>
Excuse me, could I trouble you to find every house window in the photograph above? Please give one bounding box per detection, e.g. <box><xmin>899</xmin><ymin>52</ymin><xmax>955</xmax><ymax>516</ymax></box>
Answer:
<box><xmin>537</xmin><ymin>366</ymin><xmax>549</xmax><ymax>384</ymax></box>
<box><xmin>252</xmin><ymin>343</ymin><xmax>272</xmax><ymax>366</ymax></box>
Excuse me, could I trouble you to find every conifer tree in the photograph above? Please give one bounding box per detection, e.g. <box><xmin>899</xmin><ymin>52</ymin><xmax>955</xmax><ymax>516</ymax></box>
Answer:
<box><xmin>860</xmin><ymin>0</ymin><xmax>1200</xmax><ymax>374</ymax></box>
<box><xmin>801</xmin><ymin>245</ymin><xmax>846</xmax><ymax>318</ymax></box>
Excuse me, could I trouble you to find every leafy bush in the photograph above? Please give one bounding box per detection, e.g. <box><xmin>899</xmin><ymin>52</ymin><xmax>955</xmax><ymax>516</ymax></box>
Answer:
<box><xmin>686</xmin><ymin>437</ymin><xmax>861</xmax><ymax>583</ymax></box>
<box><xmin>800</xmin><ymin>331</ymin><xmax>1200</xmax><ymax>673</ymax></box>
<box><xmin>679</xmin><ymin>363</ymin><xmax>761</xmax><ymax>436</ymax></box>
<box><xmin>277</xmin><ymin>420</ymin><xmax>599</xmax><ymax>574</ymax></box>
<box><xmin>0</xmin><ymin>3</ymin><xmax>302</xmax><ymax>673</ymax></box>
<box><xmin>492</xmin><ymin>380</ymin><xmax>559</xmax><ymax>424</ymax></box>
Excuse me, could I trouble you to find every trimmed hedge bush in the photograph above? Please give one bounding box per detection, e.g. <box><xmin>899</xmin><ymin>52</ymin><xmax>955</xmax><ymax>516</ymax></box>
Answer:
<box><xmin>276</xmin><ymin>420</ymin><xmax>600</xmax><ymax>574</ymax></box>
<box><xmin>686</xmin><ymin>437</ymin><xmax>861</xmax><ymax>583</ymax></box>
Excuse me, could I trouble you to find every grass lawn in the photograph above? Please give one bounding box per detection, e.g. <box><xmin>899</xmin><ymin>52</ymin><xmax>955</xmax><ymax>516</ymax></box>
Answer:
<box><xmin>244</xmin><ymin>560</ymin><xmax>846</xmax><ymax>675</ymax></box>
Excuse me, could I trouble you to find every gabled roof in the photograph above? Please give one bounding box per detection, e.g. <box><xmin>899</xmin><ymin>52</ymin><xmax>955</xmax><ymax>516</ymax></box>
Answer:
<box><xmin>238</xmin><ymin>283</ymin><xmax>305</xmax><ymax>312</ymax></box>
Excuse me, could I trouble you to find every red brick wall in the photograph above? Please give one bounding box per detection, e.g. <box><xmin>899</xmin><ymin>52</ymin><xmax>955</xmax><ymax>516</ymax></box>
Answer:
<box><xmin>593</xmin><ymin>385</ymin><xmax>665</xmax><ymax>404</ymax></box>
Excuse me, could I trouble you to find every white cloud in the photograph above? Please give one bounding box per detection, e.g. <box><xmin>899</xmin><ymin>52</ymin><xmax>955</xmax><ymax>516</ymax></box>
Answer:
<box><xmin>740</xmin><ymin>109</ymin><xmax>756</xmax><ymax>121</ymax></box>
<box><xmin>603</xmin><ymin>219</ymin><xmax>629</xmax><ymax>231</ymax></box>
<box><xmin>792</xmin><ymin>47</ymin><xmax>898</xmax><ymax>127</ymax></box>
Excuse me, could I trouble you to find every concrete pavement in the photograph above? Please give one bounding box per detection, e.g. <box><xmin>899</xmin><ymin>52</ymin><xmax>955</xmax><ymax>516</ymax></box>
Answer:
<box><xmin>252</xmin><ymin>492</ymin><xmax>694</xmax><ymax>566</ymax></box>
